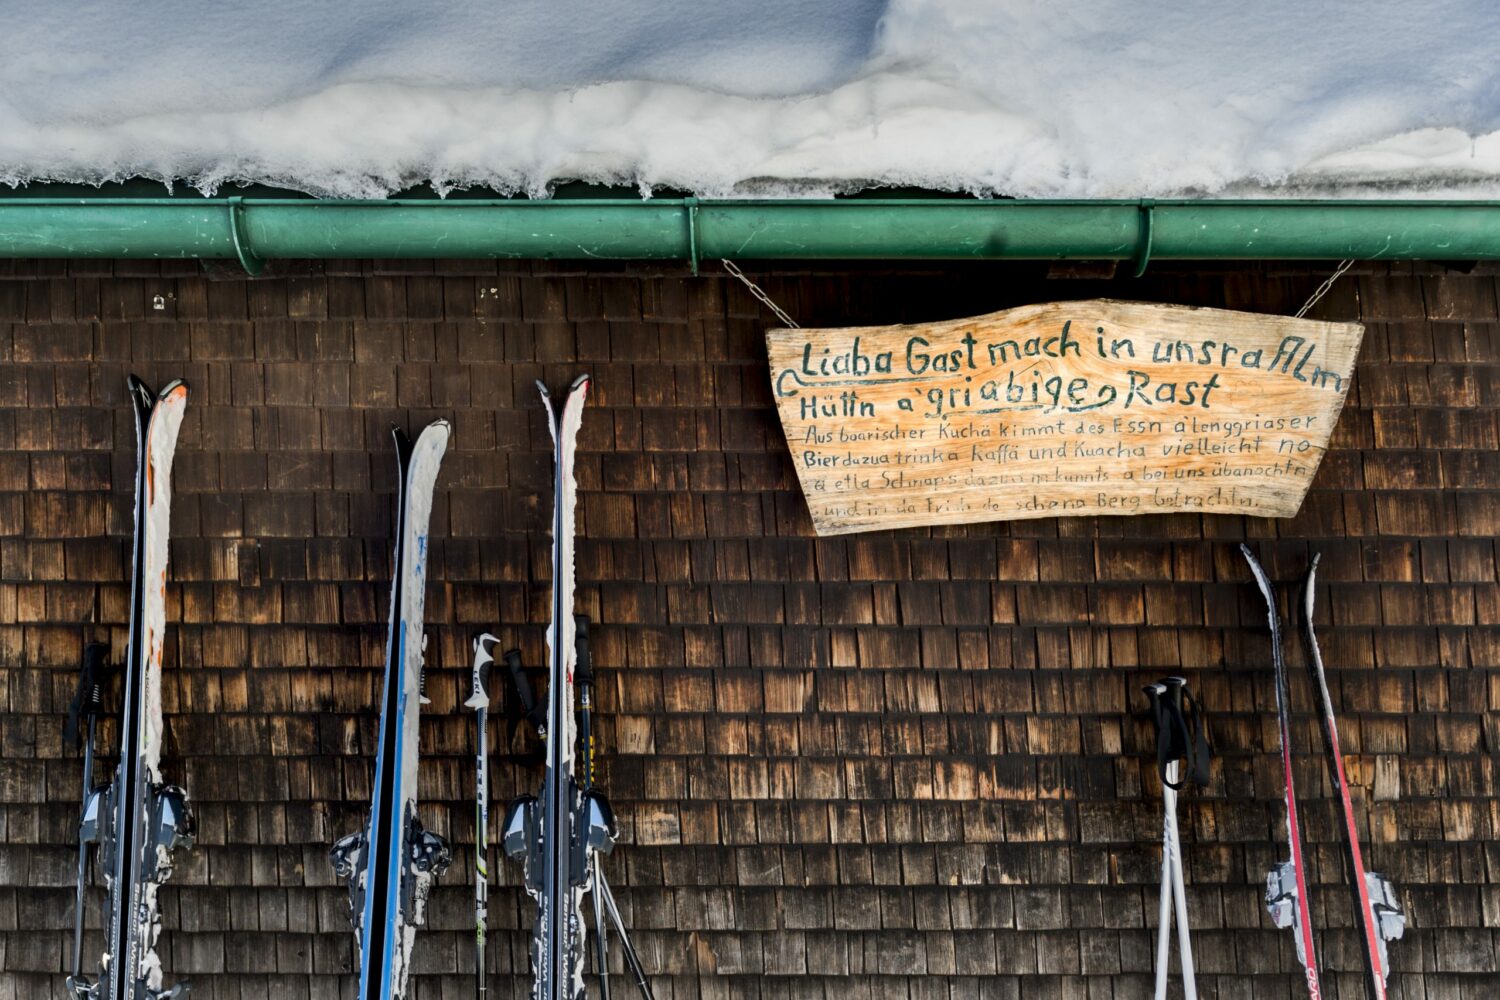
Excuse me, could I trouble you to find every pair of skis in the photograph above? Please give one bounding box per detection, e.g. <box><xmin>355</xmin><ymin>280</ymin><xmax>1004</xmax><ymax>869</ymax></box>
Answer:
<box><xmin>1242</xmin><ymin>546</ymin><xmax>1405</xmax><ymax>999</ymax></box>
<box><xmin>67</xmin><ymin>376</ymin><xmax>196</xmax><ymax>1000</ymax></box>
<box><xmin>331</xmin><ymin>420</ymin><xmax>453</xmax><ymax>1000</ymax></box>
<box><xmin>470</xmin><ymin>376</ymin><xmax>654</xmax><ymax>1000</ymax></box>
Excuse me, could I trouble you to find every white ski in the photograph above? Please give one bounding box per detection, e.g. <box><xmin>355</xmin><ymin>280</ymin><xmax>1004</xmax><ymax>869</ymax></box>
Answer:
<box><xmin>538</xmin><ymin>374</ymin><xmax>590</xmax><ymax>1000</ymax></box>
<box><xmin>331</xmin><ymin>420</ymin><xmax>453</xmax><ymax>1000</ymax></box>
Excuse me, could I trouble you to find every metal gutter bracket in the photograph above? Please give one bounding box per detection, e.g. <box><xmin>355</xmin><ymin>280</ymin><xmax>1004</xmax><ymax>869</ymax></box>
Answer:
<box><xmin>683</xmin><ymin>197</ymin><xmax>700</xmax><ymax>276</ymax></box>
<box><xmin>227</xmin><ymin>196</ymin><xmax>266</xmax><ymax>276</ymax></box>
<box><xmin>1133</xmin><ymin>199</ymin><xmax>1155</xmax><ymax>277</ymax></box>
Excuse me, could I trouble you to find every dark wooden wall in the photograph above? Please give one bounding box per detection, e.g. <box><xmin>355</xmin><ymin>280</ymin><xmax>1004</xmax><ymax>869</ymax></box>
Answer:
<box><xmin>0</xmin><ymin>258</ymin><xmax>1497</xmax><ymax>999</ymax></box>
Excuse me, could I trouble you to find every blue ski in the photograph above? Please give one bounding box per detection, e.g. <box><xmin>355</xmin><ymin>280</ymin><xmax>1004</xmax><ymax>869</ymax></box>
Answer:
<box><xmin>332</xmin><ymin>421</ymin><xmax>453</xmax><ymax>1000</ymax></box>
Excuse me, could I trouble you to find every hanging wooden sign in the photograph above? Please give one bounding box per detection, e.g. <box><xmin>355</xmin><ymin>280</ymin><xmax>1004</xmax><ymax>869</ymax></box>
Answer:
<box><xmin>766</xmin><ymin>299</ymin><xmax>1363</xmax><ymax>536</ymax></box>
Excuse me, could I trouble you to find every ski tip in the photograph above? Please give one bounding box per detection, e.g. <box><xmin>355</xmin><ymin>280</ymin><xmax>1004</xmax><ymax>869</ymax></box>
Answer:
<box><xmin>126</xmin><ymin>372</ymin><xmax>156</xmax><ymax>414</ymax></box>
<box><xmin>569</xmin><ymin>372</ymin><xmax>591</xmax><ymax>393</ymax></box>
<box><xmin>1301</xmin><ymin>551</ymin><xmax>1322</xmax><ymax>624</ymax></box>
<box><xmin>389</xmin><ymin>422</ymin><xmax>411</xmax><ymax>452</ymax></box>
<box><xmin>1240</xmin><ymin>543</ymin><xmax>1267</xmax><ymax>580</ymax></box>
<box><xmin>413</xmin><ymin>418</ymin><xmax>453</xmax><ymax>457</ymax></box>
<box><xmin>159</xmin><ymin>378</ymin><xmax>190</xmax><ymax>403</ymax></box>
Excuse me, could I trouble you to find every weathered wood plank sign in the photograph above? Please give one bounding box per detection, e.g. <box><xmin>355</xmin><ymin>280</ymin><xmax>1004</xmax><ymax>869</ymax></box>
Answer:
<box><xmin>767</xmin><ymin>299</ymin><xmax>1363</xmax><ymax>535</ymax></box>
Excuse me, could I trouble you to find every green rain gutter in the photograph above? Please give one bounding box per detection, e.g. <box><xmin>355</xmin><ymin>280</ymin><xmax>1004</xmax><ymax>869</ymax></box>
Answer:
<box><xmin>2</xmin><ymin>196</ymin><xmax>1499</xmax><ymax>273</ymax></box>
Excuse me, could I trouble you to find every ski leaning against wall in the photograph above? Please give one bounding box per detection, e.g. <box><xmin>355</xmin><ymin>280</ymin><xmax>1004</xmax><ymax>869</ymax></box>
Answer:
<box><xmin>66</xmin><ymin>376</ymin><xmax>195</xmax><ymax>1000</ymax></box>
<box><xmin>331</xmin><ymin>421</ymin><xmax>453</xmax><ymax>1000</ymax></box>
<box><xmin>496</xmin><ymin>376</ymin><xmax>655</xmax><ymax>1000</ymax></box>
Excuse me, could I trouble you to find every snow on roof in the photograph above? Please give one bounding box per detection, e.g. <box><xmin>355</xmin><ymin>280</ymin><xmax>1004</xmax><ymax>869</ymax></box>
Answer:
<box><xmin>3</xmin><ymin>1</ymin><xmax>1499</xmax><ymax>200</ymax></box>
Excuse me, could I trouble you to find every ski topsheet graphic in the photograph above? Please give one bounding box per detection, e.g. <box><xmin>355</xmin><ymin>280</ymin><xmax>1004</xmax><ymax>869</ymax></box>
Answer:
<box><xmin>499</xmin><ymin>376</ymin><xmax>654</xmax><ymax>1000</ymax></box>
<box><xmin>68</xmin><ymin>376</ymin><xmax>194</xmax><ymax>1000</ymax></box>
<box><xmin>332</xmin><ymin>421</ymin><xmax>453</xmax><ymax>1000</ymax></box>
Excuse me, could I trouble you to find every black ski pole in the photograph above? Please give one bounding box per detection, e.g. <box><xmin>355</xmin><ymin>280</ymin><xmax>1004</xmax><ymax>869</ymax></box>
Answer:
<box><xmin>576</xmin><ymin>615</ymin><xmax>595</xmax><ymax>791</ymax></box>
<box><xmin>66</xmin><ymin>642</ymin><xmax>108</xmax><ymax>988</ymax></box>
<box><xmin>574</xmin><ymin>614</ymin><xmax>612</xmax><ymax>999</ymax></box>
<box><xmin>598</xmin><ymin>868</ymin><xmax>655</xmax><ymax>1000</ymax></box>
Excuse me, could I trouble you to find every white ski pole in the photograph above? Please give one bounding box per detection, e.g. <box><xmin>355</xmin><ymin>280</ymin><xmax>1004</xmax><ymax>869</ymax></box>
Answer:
<box><xmin>468</xmin><ymin>635</ymin><xmax>498</xmax><ymax>1000</ymax></box>
<box><xmin>1154</xmin><ymin>768</ymin><xmax>1174</xmax><ymax>1000</ymax></box>
<box><xmin>1163</xmin><ymin>760</ymin><xmax>1197</xmax><ymax>1000</ymax></box>
<box><xmin>1145</xmin><ymin>677</ymin><xmax>1209</xmax><ymax>1000</ymax></box>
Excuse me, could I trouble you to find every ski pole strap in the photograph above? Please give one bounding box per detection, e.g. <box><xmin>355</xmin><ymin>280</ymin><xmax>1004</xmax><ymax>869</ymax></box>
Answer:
<box><xmin>64</xmin><ymin>642</ymin><xmax>108</xmax><ymax>749</ymax></box>
<box><xmin>1178</xmin><ymin>683</ymin><xmax>1212</xmax><ymax>788</ymax></box>
<box><xmin>503</xmin><ymin>649</ymin><xmax>546</xmax><ymax>733</ymax></box>
<box><xmin>1144</xmin><ymin>677</ymin><xmax>1211</xmax><ymax>790</ymax></box>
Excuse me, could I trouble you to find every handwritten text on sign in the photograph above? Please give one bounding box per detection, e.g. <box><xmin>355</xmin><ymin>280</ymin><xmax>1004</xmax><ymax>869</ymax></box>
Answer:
<box><xmin>766</xmin><ymin>299</ymin><xmax>1363</xmax><ymax>535</ymax></box>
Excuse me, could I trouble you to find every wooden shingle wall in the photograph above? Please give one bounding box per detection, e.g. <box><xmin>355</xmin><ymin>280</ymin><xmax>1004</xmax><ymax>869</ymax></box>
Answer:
<box><xmin>0</xmin><ymin>258</ymin><xmax>1497</xmax><ymax>999</ymax></box>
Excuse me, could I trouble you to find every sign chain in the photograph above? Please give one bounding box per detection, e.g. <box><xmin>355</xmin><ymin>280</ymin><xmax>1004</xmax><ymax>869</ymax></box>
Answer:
<box><xmin>721</xmin><ymin>259</ymin><xmax>800</xmax><ymax>329</ymax></box>
<box><xmin>1294</xmin><ymin>259</ymin><xmax>1355</xmax><ymax>319</ymax></box>
<box><xmin>724</xmin><ymin>257</ymin><xmax>1352</xmax><ymax>326</ymax></box>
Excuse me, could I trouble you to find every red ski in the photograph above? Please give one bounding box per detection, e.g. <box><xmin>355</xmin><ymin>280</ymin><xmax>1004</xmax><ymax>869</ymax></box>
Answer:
<box><xmin>1300</xmin><ymin>554</ymin><xmax>1404</xmax><ymax>999</ymax></box>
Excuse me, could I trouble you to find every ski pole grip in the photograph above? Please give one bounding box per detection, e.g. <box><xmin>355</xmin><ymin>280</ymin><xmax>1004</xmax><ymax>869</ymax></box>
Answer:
<box><xmin>65</xmin><ymin>642</ymin><xmax>109</xmax><ymax>748</ymax></box>
<box><xmin>1161</xmin><ymin>677</ymin><xmax>1190</xmax><ymax>756</ymax></box>
<box><xmin>1142</xmin><ymin>682</ymin><xmax>1166</xmax><ymax>735</ymax></box>
<box><xmin>503</xmin><ymin>649</ymin><xmax>536</xmax><ymax>716</ymax></box>
<box><xmin>1144</xmin><ymin>678</ymin><xmax>1193</xmax><ymax>791</ymax></box>
<box><xmin>471</xmin><ymin>634</ymin><xmax>496</xmax><ymax>698</ymax></box>
<box><xmin>575</xmin><ymin>614</ymin><xmax>593</xmax><ymax>685</ymax></box>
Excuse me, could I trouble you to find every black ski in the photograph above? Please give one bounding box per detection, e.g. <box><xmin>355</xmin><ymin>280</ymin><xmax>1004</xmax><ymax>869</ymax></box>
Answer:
<box><xmin>68</xmin><ymin>375</ymin><xmax>195</xmax><ymax>1000</ymax></box>
<box><xmin>502</xmin><ymin>376</ymin><xmax>654</xmax><ymax>1000</ymax></box>
<box><xmin>1299</xmin><ymin>554</ymin><xmax>1404</xmax><ymax>998</ymax></box>
<box><xmin>1242</xmin><ymin>545</ymin><xmax>1321</xmax><ymax>998</ymax></box>
<box><xmin>331</xmin><ymin>420</ymin><xmax>453</xmax><ymax>1000</ymax></box>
